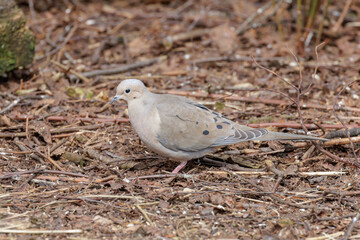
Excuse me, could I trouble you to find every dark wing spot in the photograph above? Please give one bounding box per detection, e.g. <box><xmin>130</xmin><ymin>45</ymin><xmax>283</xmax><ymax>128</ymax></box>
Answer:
<box><xmin>212</xmin><ymin>111</ymin><xmax>220</xmax><ymax>116</ymax></box>
<box><xmin>222</xmin><ymin>121</ymin><xmax>230</xmax><ymax>125</ymax></box>
<box><xmin>203</xmin><ymin>130</ymin><xmax>210</xmax><ymax>135</ymax></box>
<box><xmin>191</xmin><ymin>103</ymin><xmax>209</xmax><ymax>111</ymax></box>
<box><xmin>213</xmin><ymin>118</ymin><xmax>218</xmax><ymax>122</ymax></box>
<box><xmin>216</xmin><ymin>124</ymin><xmax>223</xmax><ymax>129</ymax></box>
<box><xmin>196</xmin><ymin>121</ymin><xmax>199</xmax><ymax>125</ymax></box>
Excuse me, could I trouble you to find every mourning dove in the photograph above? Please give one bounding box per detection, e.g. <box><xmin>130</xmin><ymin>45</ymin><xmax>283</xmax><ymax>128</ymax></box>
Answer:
<box><xmin>111</xmin><ymin>79</ymin><xmax>326</xmax><ymax>173</ymax></box>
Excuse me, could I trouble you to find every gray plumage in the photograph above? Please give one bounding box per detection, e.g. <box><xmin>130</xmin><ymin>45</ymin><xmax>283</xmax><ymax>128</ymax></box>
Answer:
<box><xmin>111</xmin><ymin>79</ymin><xmax>326</xmax><ymax>163</ymax></box>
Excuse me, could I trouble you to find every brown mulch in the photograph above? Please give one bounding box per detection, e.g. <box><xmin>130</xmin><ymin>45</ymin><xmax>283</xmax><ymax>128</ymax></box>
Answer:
<box><xmin>1</xmin><ymin>0</ymin><xmax>360</xmax><ymax>239</ymax></box>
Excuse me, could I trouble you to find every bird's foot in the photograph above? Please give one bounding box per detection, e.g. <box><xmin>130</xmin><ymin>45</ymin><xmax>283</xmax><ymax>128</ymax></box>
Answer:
<box><xmin>171</xmin><ymin>161</ymin><xmax>187</xmax><ymax>174</ymax></box>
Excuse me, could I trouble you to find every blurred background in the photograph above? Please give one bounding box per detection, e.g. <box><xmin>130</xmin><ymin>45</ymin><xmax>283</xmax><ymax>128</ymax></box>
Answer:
<box><xmin>0</xmin><ymin>0</ymin><xmax>360</xmax><ymax>239</ymax></box>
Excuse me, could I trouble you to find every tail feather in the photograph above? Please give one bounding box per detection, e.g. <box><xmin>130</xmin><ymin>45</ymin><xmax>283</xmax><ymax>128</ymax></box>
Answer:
<box><xmin>256</xmin><ymin>131</ymin><xmax>327</xmax><ymax>141</ymax></box>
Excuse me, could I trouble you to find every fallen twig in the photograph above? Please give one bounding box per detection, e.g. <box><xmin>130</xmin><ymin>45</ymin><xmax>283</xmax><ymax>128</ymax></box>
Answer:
<box><xmin>0</xmin><ymin>169</ymin><xmax>88</xmax><ymax>179</ymax></box>
<box><xmin>81</xmin><ymin>194</ymin><xmax>142</xmax><ymax>200</ymax></box>
<box><xmin>0</xmin><ymin>229</ymin><xmax>82</xmax><ymax>234</ymax></box>
<box><xmin>0</xmin><ymin>132</ymin><xmax>27</xmax><ymax>138</ymax></box>
<box><xmin>331</xmin><ymin>0</ymin><xmax>353</xmax><ymax>34</ymax></box>
<box><xmin>248</xmin><ymin>122</ymin><xmax>359</xmax><ymax>130</ymax></box>
<box><xmin>20</xmin><ymin>142</ymin><xmax>64</xmax><ymax>171</ymax></box>
<box><xmin>50</xmin><ymin>137</ymin><xmax>68</xmax><ymax>153</ymax></box>
<box><xmin>163</xmin><ymin>29</ymin><xmax>212</xmax><ymax>49</ymax></box>
<box><xmin>36</xmin><ymin>25</ymin><xmax>78</xmax><ymax>61</ymax></box>
<box><xmin>135</xmin><ymin>204</ymin><xmax>154</xmax><ymax>225</ymax></box>
<box><xmin>1</xmin><ymin>122</ymin><xmax>116</xmax><ymax>138</ymax></box>
<box><xmin>342</xmin><ymin>208</ymin><xmax>360</xmax><ymax>240</ymax></box>
<box><xmin>332</xmin><ymin>78</ymin><xmax>360</xmax><ymax>163</ymax></box>
<box><xmin>122</xmin><ymin>169</ymin><xmax>348</xmax><ymax>181</ymax></box>
<box><xmin>264</xmin><ymin>160</ymin><xmax>284</xmax><ymax>192</ymax></box>
<box><xmin>125</xmin><ymin>173</ymin><xmax>183</xmax><ymax>181</ymax></box>
<box><xmin>190</xmin><ymin>55</ymin><xmax>284</xmax><ymax>65</ymax></box>
<box><xmin>190</xmin><ymin>55</ymin><xmax>352</xmax><ymax>69</ymax></box>
<box><xmin>0</xmin><ymin>98</ymin><xmax>21</xmax><ymax>114</ymax></box>
<box><xmin>14</xmin><ymin>140</ymin><xmax>44</xmax><ymax>163</ymax></box>
<box><xmin>310</xmin><ymin>45</ymin><xmax>360</xmax><ymax>168</ymax></box>
<box><xmin>162</xmin><ymin>90</ymin><xmax>360</xmax><ymax>112</ymax></box>
<box><xmin>108</xmin><ymin>16</ymin><xmax>134</xmax><ymax>35</ymax></box>
<box><xmin>51</xmin><ymin>60</ymin><xmax>91</xmax><ymax>83</ymax></box>
<box><xmin>224</xmin><ymin>170</ymin><xmax>327</xmax><ymax>209</ymax></box>
<box><xmin>293</xmin><ymin>136</ymin><xmax>360</xmax><ymax>148</ymax></box>
<box><xmin>326</xmin><ymin>127</ymin><xmax>360</xmax><ymax>139</ymax></box>
<box><xmin>236</xmin><ymin>1</ymin><xmax>273</xmax><ymax>35</ymax></box>
<box><xmin>8</xmin><ymin>115</ymin><xmax>128</xmax><ymax>123</ymax></box>
<box><xmin>201</xmin><ymin>157</ymin><xmax>255</xmax><ymax>171</ymax></box>
<box><xmin>306</xmin><ymin>232</ymin><xmax>344</xmax><ymax>240</ymax></box>
<box><xmin>70</xmin><ymin>56</ymin><xmax>166</xmax><ymax>80</ymax></box>
<box><xmin>208</xmin><ymin>170</ymin><xmax>347</xmax><ymax>177</ymax></box>
<box><xmin>323</xmin><ymin>190</ymin><xmax>360</xmax><ymax>197</ymax></box>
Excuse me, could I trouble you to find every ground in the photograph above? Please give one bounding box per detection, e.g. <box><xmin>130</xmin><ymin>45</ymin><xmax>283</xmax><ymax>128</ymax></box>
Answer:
<box><xmin>1</xmin><ymin>0</ymin><xmax>360</xmax><ymax>239</ymax></box>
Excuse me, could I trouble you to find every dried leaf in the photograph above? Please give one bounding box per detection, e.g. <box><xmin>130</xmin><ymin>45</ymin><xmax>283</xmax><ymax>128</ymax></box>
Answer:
<box><xmin>210</xmin><ymin>24</ymin><xmax>237</xmax><ymax>53</ymax></box>
<box><xmin>0</xmin><ymin>115</ymin><xmax>12</xmax><ymax>127</ymax></box>
<box><xmin>284</xmin><ymin>164</ymin><xmax>298</xmax><ymax>175</ymax></box>
<box><xmin>16</xmin><ymin>88</ymin><xmax>37</xmax><ymax>96</ymax></box>
<box><xmin>128</xmin><ymin>37</ymin><xmax>151</xmax><ymax>57</ymax></box>
<box><xmin>31</xmin><ymin>121</ymin><xmax>52</xmax><ymax>144</ymax></box>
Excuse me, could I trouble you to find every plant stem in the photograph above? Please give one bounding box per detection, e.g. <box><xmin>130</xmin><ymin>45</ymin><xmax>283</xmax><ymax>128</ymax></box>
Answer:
<box><xmin>316</xmin><ymin>0</ymin><xmax>330</xmax><ymax>45</ymax></box>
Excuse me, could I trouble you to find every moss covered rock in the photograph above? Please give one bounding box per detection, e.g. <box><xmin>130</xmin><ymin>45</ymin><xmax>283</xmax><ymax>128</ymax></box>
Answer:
<box><xmin>0</xmin><ymin>0</ymin><xmax>35</xmax><ymax>74</ymax></box>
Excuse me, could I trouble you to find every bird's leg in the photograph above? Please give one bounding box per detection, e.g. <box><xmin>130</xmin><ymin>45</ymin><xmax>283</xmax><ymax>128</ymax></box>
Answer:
<box><xmin>171</xmin><ymin>161</ymin><xmax>187</xmax><ymax>174</ymax></box>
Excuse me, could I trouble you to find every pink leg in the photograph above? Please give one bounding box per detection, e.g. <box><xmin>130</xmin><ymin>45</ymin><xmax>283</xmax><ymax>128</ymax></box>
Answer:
<box><xmin>171</xmin><ymin>161</ymin><xmax>187</xmax><ymax>174</ymax></box>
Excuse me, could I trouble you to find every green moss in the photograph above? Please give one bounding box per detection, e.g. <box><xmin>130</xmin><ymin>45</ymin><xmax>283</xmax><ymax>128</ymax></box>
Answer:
<box><xmin>0</xmin><ymin>7</ymin><xmax>35</xmax><ymax>74</ymax></box>
<box><xmin>248</xmin><ymin>116</ymin><xmax>273</xmax><ymax>123</ymax></box>
<box><xmin>65</xmin><ymin>86</ymin><xmax>94</xmax><ymax>99</ymax></box>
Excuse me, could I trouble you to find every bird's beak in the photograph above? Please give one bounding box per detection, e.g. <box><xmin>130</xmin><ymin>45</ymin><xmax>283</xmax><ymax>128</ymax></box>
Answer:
<box><xmin>110</xmin><ymin>95</ymin><xmax>120</xmax><ymax>104</ymax></box>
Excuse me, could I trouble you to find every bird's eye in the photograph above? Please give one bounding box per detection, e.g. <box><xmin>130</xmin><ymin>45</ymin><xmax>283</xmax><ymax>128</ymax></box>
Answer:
<box><xmin>124</xmin><ymin>88</ymin><xmax>131</xmax><ymax>94</ymax></box>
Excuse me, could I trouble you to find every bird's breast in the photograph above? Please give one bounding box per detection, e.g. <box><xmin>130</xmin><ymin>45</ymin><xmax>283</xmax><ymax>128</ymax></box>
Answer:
<box><xmin>128</xmin><ymin>99</ymin><xmax>160</xmax><ymax>145</ymax></box>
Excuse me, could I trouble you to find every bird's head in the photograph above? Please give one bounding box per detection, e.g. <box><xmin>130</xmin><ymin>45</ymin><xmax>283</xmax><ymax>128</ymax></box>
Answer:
<box><xmin>110</xmin><ymin>79</ymin><xmax>147</xmax><ymax>103</ymax></box>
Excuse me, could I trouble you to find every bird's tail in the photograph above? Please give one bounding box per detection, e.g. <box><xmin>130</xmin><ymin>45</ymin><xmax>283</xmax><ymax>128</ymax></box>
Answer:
<box><xmin>256</xmin><ymin>131</ymin><xmax>327</xmax><ymax>141</ymax></box>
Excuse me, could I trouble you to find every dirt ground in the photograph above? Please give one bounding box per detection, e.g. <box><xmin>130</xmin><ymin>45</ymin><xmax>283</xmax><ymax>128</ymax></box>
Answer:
<box><xmin>1</xmin><ymin>0</ymin><xmax>360</xmax><ymax>239</ymax></box>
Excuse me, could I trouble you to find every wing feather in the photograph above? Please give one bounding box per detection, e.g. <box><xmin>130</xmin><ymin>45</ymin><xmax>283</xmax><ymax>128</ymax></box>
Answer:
<box><xmin>154</xmin><ymin>94</ymin><xmax>268</xmax><ymax>152</ymax></box>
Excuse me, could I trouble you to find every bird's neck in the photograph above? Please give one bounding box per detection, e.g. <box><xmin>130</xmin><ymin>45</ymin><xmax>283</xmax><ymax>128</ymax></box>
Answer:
<box><xmin>127</xmin><ymin>91</ymin><xmax>156</xmax><ymax>121</ymax></box>
<box><xmin>127</xmin><ymin>92</ymin><xmax>160</xmax><ymax>141</ymax></box>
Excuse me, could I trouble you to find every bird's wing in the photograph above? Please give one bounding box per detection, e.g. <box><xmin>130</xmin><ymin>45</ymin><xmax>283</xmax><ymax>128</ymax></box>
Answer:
<box><xmin>155</xmin><ymin>95</ymin><xmax>268</xmax><ymax>152</ymax></box>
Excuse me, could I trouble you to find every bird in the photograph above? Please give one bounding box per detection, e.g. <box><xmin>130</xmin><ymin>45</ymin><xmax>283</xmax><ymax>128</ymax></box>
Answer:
<box><xmin>110</xmin><ymin>79</ymin><xmax>326</xmax><ymax>174</ymax></box>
